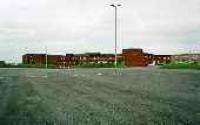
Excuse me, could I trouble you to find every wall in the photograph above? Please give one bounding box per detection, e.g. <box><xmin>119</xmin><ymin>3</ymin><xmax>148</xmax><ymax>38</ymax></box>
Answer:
<box><xmin>171</xmin><ymin>54</ymin><xmax>200</xmax><ymax>62</ymax></box>
<box><xmin>123</xmin><ymin>49</ymin><xmax>147</xmax><ymax>67</ymax></box>
<box><xmin>22</xmin><ymin>48</ymin><xmax>173</xmax><ymax>68</ymax></box>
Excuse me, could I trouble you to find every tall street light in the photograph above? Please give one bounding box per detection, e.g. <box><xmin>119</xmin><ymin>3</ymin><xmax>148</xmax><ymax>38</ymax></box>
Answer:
<box><xmin>45</xmin><ymin>46</ymin><xmax>48</xmax><ymax>69</ymax></box>
<box><xmin>44</xmin><ymin>46</ymin><xmax>48</xmax><ymax>78</ymax></box>
<box><xmin>110</xmin><ymin>4</ymin><xmax>121</xmax><ymax>69</ymax></box>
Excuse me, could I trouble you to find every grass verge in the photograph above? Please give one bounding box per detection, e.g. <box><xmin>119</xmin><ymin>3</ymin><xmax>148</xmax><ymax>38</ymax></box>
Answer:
<box><xmin>0</xmin><ymin>64</ymin><xmax>57</xmax><ymax>69</ymax></box>
<box><xmin>0</xmin><ymin>62</ymin><xmax>126</xmax><ymax>69</ymax></box>
<box><xmin>161</xmin><ymin>62</ymin><xmax>200</xmax><ymax>70</ymax></box>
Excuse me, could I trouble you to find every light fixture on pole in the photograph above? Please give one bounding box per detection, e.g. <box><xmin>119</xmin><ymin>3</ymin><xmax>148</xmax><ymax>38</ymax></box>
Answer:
<box><xmin>43</xmin><ymin>46</ymin><xmax>48</xmax><ymax>78</ymax></box>
<box><xmin>45</xmin><ymin>46</ymin><xmax>48</xmax><ymax>69</ymax></box>
<box><xmin>110</xmin><ymin>4</ymin><xmax>121</xmax><ymax>69</ymax></box>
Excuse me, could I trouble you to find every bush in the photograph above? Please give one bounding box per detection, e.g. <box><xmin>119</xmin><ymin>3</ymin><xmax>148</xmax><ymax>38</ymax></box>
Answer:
<box><xmin>77</xmin><ymin>62</ymin><xmax>126</xmax><ymax>68</ymax></box>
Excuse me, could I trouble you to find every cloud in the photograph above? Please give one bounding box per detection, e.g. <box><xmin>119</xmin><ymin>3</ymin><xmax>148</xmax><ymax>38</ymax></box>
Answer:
<box><xmin>0</xmin><ymin>0</ymin><xmax>200</xmax><ymax>62</ymax></box>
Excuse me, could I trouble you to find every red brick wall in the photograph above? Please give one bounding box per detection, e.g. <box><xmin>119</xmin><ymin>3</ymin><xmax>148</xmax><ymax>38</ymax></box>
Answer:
<box><xmin>123</xmin><ymin>49</ymin><xmax>147</xmax><ymax>67</ymax></box>
<box><xmin>22</xmin><ymin>50</ymin><xmax>172</xmax><ymax>68</ymax></box>
<box><xmin>23</xmin><ymin>54</ymin><xmax>45</xmax><ymax>64</ymax></box>
<box><xmin>154</xmin><ymin>55</ymin><xmax>171</xmax><ymax>64</ymax></box>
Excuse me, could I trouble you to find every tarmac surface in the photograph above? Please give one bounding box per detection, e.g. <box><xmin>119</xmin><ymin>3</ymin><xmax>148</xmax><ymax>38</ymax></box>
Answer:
<box><xmin>0</xmin><ymin>68</ymin><xmax>199</xmax><ymax>125</ymax></box>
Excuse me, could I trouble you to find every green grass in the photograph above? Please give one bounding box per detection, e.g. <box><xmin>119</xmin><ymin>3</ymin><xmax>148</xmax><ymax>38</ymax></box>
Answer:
<box><xmin>0</xmin><ymin>62</ymin><xmax>126</xmax><ymax>69</ymax></box>
<box><xmin>161</xmin><ymin>62</ymin><xmax>200</xmax><ymax>70</ymax></box>
<box><xmin>0</xmin><ymin>63</ymin><xmax>57</xmax><ymax>69</ymax></box>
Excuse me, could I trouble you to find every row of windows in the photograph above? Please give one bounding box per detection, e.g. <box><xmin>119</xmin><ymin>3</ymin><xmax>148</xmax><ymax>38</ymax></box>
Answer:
<box><xmin>144</xmin><ymin>56</ymin><xmax>170</xmax><ymax>60</ymax></box>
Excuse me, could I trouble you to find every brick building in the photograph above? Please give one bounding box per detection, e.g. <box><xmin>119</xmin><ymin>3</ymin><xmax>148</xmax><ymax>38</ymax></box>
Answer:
<box><xmin>23</xmin><ymin>54</ymin><xmax>45</xmax><ymax>64</ymax></box>
<box><xmin>122</xmin><ymin>48</ymin><xmax>147</xmax><ymax>67</ymax></box>
<box><xmin>171</xmin><ymin>54</ymin><xmax>200</xmax><ymax>62</ymax></box>
<box><xmin>23</xmin><ymin>54</ymin><xmax>66</xmax><ymax>66</ymax></box>
<box><xmin>153</xmin><ymin>55</ymin><xmax>171</xmax><ymax>65</ymax></box>
<box><xmin>22</xmin><ymin>48</ymin><xmax>172</xmax><ymax>68</ymax></box>
<box><xmin>22</xmin><ymin>53</ymin><xmax>122</xmax><ymax>68</ymax></box>
<box><xmin>122</xmin><ymin>48</ymin><xmax>171</xmax><ymax>67</ymax></box>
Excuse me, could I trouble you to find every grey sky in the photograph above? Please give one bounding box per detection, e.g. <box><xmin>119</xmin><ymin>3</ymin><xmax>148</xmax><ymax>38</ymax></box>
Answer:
<box><xmin>0</xmin><ymin>0</ymin><xmax>200</xmax><ymax>62</ymax></box>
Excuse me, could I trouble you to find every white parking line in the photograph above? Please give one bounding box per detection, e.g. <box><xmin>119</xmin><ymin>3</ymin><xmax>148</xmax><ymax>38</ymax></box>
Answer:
<box><xmin>29</xmin><ymin>75</ymin><xmax>36</xmax><ymax>78</ymax></box>
<box><xmin>72</xmin><ymin>74</ymin><xmax>90</xmax><ymax>77</ymax></box>
<box><xmin>97</xmin><ymin>73</ymin><xmax>103</xmax><ymax>76</ymax></box>
<box><xmin>42</xmin><ymin>75</ymin><xmax>48</xmax><ymax>78</ymax></box>
<box><xmin>72</xmin><ymin>74</ymin><xmax>79</xmax><ymax>77</ymax></box>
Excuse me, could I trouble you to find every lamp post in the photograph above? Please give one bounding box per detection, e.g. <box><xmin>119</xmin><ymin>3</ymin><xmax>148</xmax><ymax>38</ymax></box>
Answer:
<box><xmin>110</xmin><ymin>4</ymin><xmax>121</xmax><ymax>69</ymax></box>
<box><xmin>45</xmin><ymin>46</ymin><xmax>48</xmax><ymax>69</ymax></box>
<box><xmin>43</xmin><ymin>46</ymin><xmax>48</xmax><ymax>78</ymax></box>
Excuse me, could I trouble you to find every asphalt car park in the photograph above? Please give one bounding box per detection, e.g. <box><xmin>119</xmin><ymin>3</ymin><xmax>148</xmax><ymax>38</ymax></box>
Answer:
<box><xmin>0</xmin><ymin>68</ymin><xmax>199</xmax><ymax>125</ymax></box>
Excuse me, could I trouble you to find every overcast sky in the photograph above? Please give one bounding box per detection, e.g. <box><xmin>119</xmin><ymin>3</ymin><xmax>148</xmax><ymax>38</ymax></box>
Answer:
<box><xmin>0</xmin><ymin>0</ymin><xmax>200</xmax><ymax>62</ymax></box>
